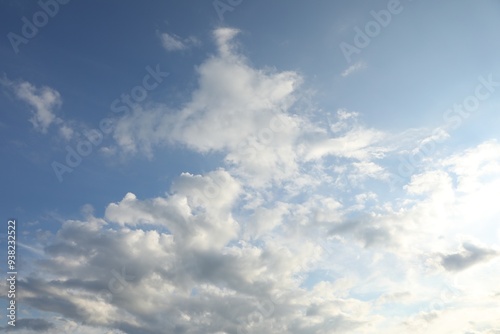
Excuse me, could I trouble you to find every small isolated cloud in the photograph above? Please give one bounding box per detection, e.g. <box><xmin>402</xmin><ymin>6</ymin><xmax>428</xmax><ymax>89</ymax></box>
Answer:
<box><xmin>160</xmin><ymin>32</ymin><xmax>200</xmax><ymax>51</ymax></box>
<box><xmin>439</xmin><ymin>242</ymin><xmax>498</xmax><ymax>272</ymax></box>
<box><xmin>1</xmin><ymin>77</ymin><xmax>80</xmax><ymax>140</ymax></box>
<box><xmin>341</xmin><ymin>61</ymin><xmax>366</xmax><ymax>77</ymax></box>
<box><xmin>58</xmin><ymin>123</ymin><xmax>74</xmax><ymax>140</ymax></box>
<box><xmin>2</xmin><ymin>79</ymin><xmax>62</xmax><ymax>133</ymax></box>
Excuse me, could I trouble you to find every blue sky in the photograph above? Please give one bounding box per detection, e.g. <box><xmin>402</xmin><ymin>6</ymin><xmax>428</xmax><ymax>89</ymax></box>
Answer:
<box><xmin>1</xmin><ymin>1</ymin><xmax>500</xmax><ymax>333</ymax></box>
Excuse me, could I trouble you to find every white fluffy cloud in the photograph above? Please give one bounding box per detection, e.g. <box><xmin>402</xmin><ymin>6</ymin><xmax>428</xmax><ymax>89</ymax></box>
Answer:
<box><xmin>8</xmin><ymin>173</ymin><xmax>378</xmax><ymax>333</ymax></box>
<box><xmin>105</xmin><ymin>170</ymin><xmax>241</xmax><ymax>250</ymax></box>
<box><xmin>11</xmin><ymin>134</ymin><xmax>500</xmax><ymax>333</ymax></box>
<box><xmin>113</xmin><ymin>31</ymin><xmax>395</xmax><ymax>189</ymax></box>
<box><xmin>114</xmin><ymin>27</ymin><xmax>305</xmax><ymax>187</ymax></box>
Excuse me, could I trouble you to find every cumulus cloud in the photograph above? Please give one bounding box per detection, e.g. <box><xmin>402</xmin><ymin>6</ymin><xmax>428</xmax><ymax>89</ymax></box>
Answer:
<box><xmin>439</xmin><ymin>242</ymin><xmax>498</xmax><ymax>272</ymax></box>
<box><xmin>11</xmin><ymin>135</ymin><xmax>500</xmax><ymax>333</ymax></box>
<box><xmin>114</xmin><ymin>27</ymin><xmax>304</xmax><ymax>187</ymax></box>
<box><xmin>118</xmin><ymin>27</ymin><xmax>297</xmax><ymax>155</ymax></box>
<box><xmin>105</xmin><ymin>170</ymin><xmax>241</xmax><ymax>250</ymax></box>
<box><xmin>9</xmin><ymin>171</ymin><xmax>379</xmax><ymax>333</ymax></box>
<box><xmin>115</xmin><ymin>28</ymin><xmax>465</xmax><ymax>196</ymax></box>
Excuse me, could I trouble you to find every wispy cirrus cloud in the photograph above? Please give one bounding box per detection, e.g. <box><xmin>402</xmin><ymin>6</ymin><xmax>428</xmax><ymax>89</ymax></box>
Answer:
<box><xmin>341</xmin><ymin>61</ymin><xmax>367</xmax><ymax>77</ymax></box>
<box><xmin>160</xmin><ymin>32</ymin><xmax>201</xmax><ymax>52</ymax></box>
